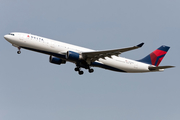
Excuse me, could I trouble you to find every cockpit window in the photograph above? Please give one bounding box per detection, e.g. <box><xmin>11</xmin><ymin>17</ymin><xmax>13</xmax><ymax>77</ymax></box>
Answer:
<box><xmin>9</xmin><ymin>33</ymin><xmax>15</xmax><ymax>36</ymax></box>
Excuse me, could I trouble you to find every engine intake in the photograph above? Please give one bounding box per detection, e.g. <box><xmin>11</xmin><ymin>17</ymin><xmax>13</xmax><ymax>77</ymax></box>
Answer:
<box><xmin>49</xmin><ymin>56</ymin><xmax>66</xmax><ymax>65</ymax></box>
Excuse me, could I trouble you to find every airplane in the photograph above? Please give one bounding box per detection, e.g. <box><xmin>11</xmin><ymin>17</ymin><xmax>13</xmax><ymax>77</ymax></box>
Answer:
<box><xmin>4</xmin><ymin>32</ymin><xmax>174</xmax><ymax>75</ymax></box>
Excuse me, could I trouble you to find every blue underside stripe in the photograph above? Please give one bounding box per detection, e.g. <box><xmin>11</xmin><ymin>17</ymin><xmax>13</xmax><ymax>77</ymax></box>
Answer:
<box><xmin>21</xmin><ymin>46</ymin><xmax>126</xmax><ymax>73</ymax></box>
<box><xmin>91</xmin><ymin>62</ymin><xmax>126</xmax><ymax>72</ymax></box>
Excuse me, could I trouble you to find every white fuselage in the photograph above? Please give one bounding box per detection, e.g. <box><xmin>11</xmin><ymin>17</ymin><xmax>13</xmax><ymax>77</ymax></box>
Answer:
<box><xmin>4</xmin><ymin>32</ymin><xmax>157</xmax><ymax>73</ymax></box>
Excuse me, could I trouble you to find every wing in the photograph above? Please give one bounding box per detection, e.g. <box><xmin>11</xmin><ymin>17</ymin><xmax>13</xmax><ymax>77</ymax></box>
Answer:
<box><xmin>82</xmin><ymin>43</ymin><xmax>144</xmax><ymax>63</ymax></box>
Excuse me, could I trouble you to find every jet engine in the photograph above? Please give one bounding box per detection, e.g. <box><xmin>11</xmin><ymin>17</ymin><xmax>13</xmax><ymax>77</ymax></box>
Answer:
<box><xmin>66</xmin><ymin>51</ymin><xmax>83</xmax><ymax>61</ymax></box>
<box><xmin>49</xmin><ymin>56</ymin><xmax>66</xmax><ymax>65</ymax></box>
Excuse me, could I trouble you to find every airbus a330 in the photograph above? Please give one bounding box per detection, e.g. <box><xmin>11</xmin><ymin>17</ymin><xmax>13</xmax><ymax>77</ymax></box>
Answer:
<box><xmin>4</xmin><ymin>32</ymin><xmax>174</xmax><ymax>75</ymax></box>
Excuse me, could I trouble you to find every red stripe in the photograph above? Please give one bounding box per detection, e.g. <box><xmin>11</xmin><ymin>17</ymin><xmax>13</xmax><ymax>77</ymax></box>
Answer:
<box><xmin>150</xmin><ymin>52</ymin><xmax>157</xmax><ymax>65</ymax></box>
<box><xmin>153</xmin><ymin>49</ymin><xmax>167</xmax><ymax>56</ymax></box>
<box><xmin>156</xmin><ymin>57</ymin><xmax>163</xmax><ymax>66</ymax></box>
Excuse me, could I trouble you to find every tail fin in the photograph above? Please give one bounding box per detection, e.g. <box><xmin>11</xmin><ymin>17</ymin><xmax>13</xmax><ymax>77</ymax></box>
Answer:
<box><xmin>138</xmin><ymin>45</ymin><xmax>170</xmax><ymax>66</ymax></box>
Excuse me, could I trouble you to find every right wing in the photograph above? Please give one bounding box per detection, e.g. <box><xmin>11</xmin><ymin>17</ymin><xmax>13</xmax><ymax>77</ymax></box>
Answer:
<box><xmin>82</xmin><ymin>43</ymin><xmax>144</xmax><ymax>63</ymax></box>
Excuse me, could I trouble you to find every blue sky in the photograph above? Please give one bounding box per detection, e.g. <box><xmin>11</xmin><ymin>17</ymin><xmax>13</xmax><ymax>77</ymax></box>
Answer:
<box><xmin>0</xmin><ymin>0</ymin><xmax>179</xmax><ymax>120</ymax></box>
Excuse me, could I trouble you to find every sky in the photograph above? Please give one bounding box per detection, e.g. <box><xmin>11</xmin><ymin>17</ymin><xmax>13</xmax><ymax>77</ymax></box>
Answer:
<box><xmin>0</xmin><ymin>0</ymin><xmax>179</xmax><ymax>120</ymax></box>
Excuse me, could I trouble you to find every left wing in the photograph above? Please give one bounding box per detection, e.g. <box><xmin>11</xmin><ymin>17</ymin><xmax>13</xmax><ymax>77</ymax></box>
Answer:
<box><xmin>82</xmin><ymin>43</ymin><xmax>144</xmax><ymax>62</ymax></box>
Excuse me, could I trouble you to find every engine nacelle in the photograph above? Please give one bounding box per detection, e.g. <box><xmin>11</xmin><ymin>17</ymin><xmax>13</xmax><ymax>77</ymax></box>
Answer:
<box><xmin>66</xmin><ymin>51</ymin><xmax>82</xmax><ymax>61</ymax></box>
<box><xmin>49</xmin><ymin>56</ymin><xmax>66</xmax><ymax>65</ymax></box>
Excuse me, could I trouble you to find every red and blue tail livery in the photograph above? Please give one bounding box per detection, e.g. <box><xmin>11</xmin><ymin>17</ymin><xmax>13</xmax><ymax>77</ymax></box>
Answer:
<box><xmin>139</xmin><ymin>45</ymin><xmax>170</xmax><ymax>66</ymax></box>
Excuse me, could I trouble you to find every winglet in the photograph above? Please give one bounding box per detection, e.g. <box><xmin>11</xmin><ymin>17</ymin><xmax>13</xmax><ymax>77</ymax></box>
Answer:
<box><xmin>137</xmin><ymin>42</ymin><xmax>144</xmax><ymax>47</ymax></box>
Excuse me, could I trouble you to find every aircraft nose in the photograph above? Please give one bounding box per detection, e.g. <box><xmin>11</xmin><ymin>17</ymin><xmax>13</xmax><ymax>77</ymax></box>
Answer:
<box><xmin>4</xmin><ymin>35</ymin><xmax>8</xmax><ymax>40</ymax></box>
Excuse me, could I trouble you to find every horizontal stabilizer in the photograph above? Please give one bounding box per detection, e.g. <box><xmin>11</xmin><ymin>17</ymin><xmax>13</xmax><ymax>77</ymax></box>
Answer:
<box><xmin>148</xmin><ymin>65</ymin><xmax>175</xmax><ymax>71</ymax></box>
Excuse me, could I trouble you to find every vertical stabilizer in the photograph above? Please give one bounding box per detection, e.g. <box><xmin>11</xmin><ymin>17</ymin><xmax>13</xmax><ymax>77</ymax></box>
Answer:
<box><xmin>138</xmin><ymin>45</ymin><xmax>170</xmax><ymax>66</ymax></box>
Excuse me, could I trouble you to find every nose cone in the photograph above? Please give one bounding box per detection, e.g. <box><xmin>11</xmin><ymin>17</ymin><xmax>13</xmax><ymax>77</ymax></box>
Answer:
<box><xmin>4</xmin><ymin>35</ymin><xmax>9</xmax><ymax>40</ymax></box>
<box><xmin>4</xmin><ymin>34</ymin><xmax>12</xmax><ymax>43</ymax></box>
<box><xmin>4</xmin><ymin>35</ymin><xmax>8</xmax><ymax>40</ymax></box>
